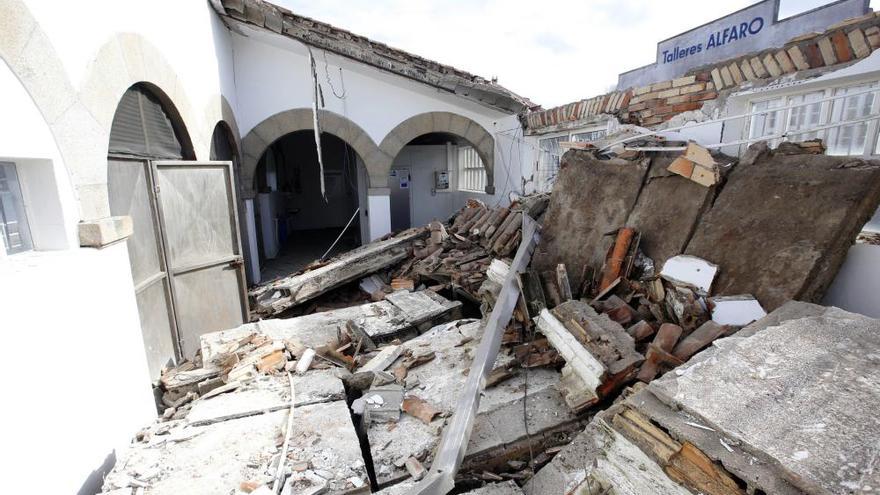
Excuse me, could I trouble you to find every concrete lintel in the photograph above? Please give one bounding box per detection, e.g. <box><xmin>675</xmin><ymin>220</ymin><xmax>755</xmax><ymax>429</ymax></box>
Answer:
<box><xmin>78</xmin><ymin>215</ymin><xmax>133</xmax><ymax>248</ymax></box>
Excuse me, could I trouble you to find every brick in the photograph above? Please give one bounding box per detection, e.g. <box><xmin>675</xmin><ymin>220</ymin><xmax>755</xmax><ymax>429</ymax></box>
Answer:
<box><xmin>672</xmin><ymin>75</ymin><xmax>697</xmax><ymax>88</ymax></box>
<box><xmin>740</xmin><ymin>60</ymin><xmax>757</xmax><ymax>81</ymax></box>
<box><xmin>817</xmin><ymin>36</ymin><xmax>838</xmax><ymax>65</ymax></box>
<box><xmin>710</xmin><ymin>68</ymin><xmax>725</xmax><ymax>90</ymax></box>
<box><xmin>705</xmin><ymin>81</ymin><xmax>715</xmax><ymax>91</ymax></box>
<box><xmin>666</xmin><ymin>95</ymin><xmax>690</xmax><ymax>105</ymax></box>
<box><xmin>641</xmin><ymin>116</ymin><xmax>664</xmax><ymax>126</ymax></box>
<box><xmin>680</xmin><ymin>82</ymin><xmax>706</xmax><ymax>95</ymax></box>
<box><xmin>657</xmin><ymin>87</ymin><xmax>681</xmax><ymax>99</ymax></box>
<box><xmin>866</xmin><ymin>26</ymin><xmax>880</xmax><ymax>49</ymax></box>
<box><xmin>805</xmin><ymin>43</ymin><xmax>825</xmax><ymax>68</ymax></box>
<box><xmin>644</xmin><ymin>98</ymin><xmax>662</xmax><ymax>109</ymax></box>
<box><xmin>831</xmin><ymin>31</ymin><xmax>853</xmax><ymax>62</ymax></box>
<box><xmin>719</xmin><ymin>65</ymin><xmax>734</xmax><ymax>87</ymax></box>
<box><xmin>634</xmin><ymin>85</ymin><xmax>653</xmax><ymax>96</ymax></box>
<box><xmin>672</xmin><ymin>102</ymin><xmax>704</xmax><ymax>113</ymax></box>
<box><xmin>695</xmin><ymin>72</ymin><xmax>711</xmax><ymax>82</ymax></box>
<box><xmin>762</xmin><ymin>53</ymin><xmax>782</xmax><ymax>77</ymax></box>
<box><xmin>691</xmin><ymin>91</ymin><xmax>718</xmax><ymax>102</ymax></box>
<box><xmin>618</xmin><ymin>91</ymin><xmax>633</xmax><ymax>110</ymax></box>
<box><xmin>750</xmin><ymin>57</ymin><xmax>769</xmax><ymax>78</ymax></box>
<box><xmin>774</xmin><ymin>50</ymin><xmax>795</xmax><ymax>73</ymax></box>
<box><xmin>787</xmin><ymin>46</ymin><xmax>810</xmax><ymax>71</ymax></box>
<box><xmin>848</xmin><ymin>29</ymin><xmax>871</xmax><ymax>58</ymax></box>
<box><xmin>668</xmin><ymin>157</ymin><xmax>695</xmax><ymax>178</ymax></box>
<box><xmin>651</xmin><ymin>80</ymin><xmax>672</xmax><ymax>92</ymax></box>
<box><xmin>639</xmin><ymin>109</ymin><xmax>654</xmax><ymax>119</ymax></box>
<box><xmin>654</xmin><ymin>105</ymin><xmax>674</xmax><ymax>115</ymax></box>
<box><xmin>728</xmin><ymin>63</ymin><xmax>744</xmax><ymax>84</ymax></box>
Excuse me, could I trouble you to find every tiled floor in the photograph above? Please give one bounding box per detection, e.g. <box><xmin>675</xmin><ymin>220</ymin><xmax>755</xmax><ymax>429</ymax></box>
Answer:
<box><xmin>259</xmin><ymin>227</ymin><xmax>360</xmax><ymax>282</ymax></box>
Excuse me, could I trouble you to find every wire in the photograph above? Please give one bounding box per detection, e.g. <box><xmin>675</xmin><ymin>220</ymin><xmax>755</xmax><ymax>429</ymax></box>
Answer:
<box><xmin>323</xmin><ymin>50</ymin><xmax>347</xmax><ymax>99</ymax></box>
<box><xmin>320</xmin><ymin>207</ymin><xmax>361</xmax><ymax>261</ymax></box>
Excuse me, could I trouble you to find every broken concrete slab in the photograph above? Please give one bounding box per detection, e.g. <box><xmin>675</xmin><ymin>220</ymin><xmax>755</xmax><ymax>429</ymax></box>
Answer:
<box><xmin>283</xmin><ymin>400</ymin><xmax>370</xmax><ymax>494</ymax></box>
<box><xmin>685</xmin><ymin>150</ymin><xmax>880</xmax><ymax>311</ymax></box>
<box><xmin>251</xmin><ymin>228</ymin><xmax>426</xmax><ymax>316</ymax></box>
<box><xmin>532</xmin><ymin>150</ymin><xmax>650</xmax><ymax>290</ymax></box>
<box><xmin>102</xmin><ymin>411</ymin><xmax>287</xmax><ymax>494</ymax></box>
<box><xmin>371</xmin><ymin>479</ymin><xmax>523</xmax><ymax>495</ymax></box>
<box><xmin>623</xmin><ymin>387</ymin><xmax>803</xmax><ymax>495</ymax></box>
<box><xmin>367</xmin><ymin>320</ymin><xmax>579</xmax><ymax>487</ymax></box>
<box><xmin>650</xmin><ymin>305</ymin><xmax>880</xmax><ymax>494</ymax></box>
<box><xmin>202</xmin><ymin>290</ymin><xmax>461</xmax><ymax>362</ymax></box>
<box><xmin>624</xmin><ymin>152</ymin><xmax>717</xmax><ymax>267</ymax></box>
<box><xmin>522</xmin><ymin>404</ymin><xmax>691</xmax><ymax>495</ymax></box>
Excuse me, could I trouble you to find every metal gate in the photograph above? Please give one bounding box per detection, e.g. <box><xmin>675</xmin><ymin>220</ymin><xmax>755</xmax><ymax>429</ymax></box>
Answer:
<box><xmin>109</xmin><ymin>158</ymin><xmax>248</xmax><ymax>379</ymax></box>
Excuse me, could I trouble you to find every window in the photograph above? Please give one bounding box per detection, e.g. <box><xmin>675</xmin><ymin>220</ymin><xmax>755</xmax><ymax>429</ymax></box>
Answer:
<box><xmin>828</xmin><ymin>84</ymin><xmax>876</xmax><ymax>156</ymax></box>
<box><xmin>746</xmin><ymin>82</ymin><xmax>880</xmax><ymax>157</ymax></box>
<box><xmin>571</xmin><ymin>129</ymin><xmax>606</xmax><ymax>142</ymax></box>
<box><xmin>787</xmin><ymin>91</ymin><xmax>824</xmax><ymax>141</ymax></box>
<box><xmin>538</xmin><ymin>128</ymin><xmax>608</xmax><ymax>185</ymax></box>
<box><xmin>458</xmin><ymin>145</ymin><xmax>486</xmax><ymax>192</ymax></box>
<box><xmin>0</xmin><ymin>162</ymin><xmax>33</xmax><ymax>255</ymax></box>
<box><xmin>748</xmin><ymin>98</ymin><xmax>785</xmax><ymax>146</ymax></box>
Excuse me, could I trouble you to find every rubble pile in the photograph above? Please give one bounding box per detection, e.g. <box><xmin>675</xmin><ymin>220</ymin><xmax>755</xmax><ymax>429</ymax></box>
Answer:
<box><xmin>524</xmin><ymin>302</ymin><xmax>880</xmax><ymax>495</ymax></box>
<box><xmin>102</xmin><ymin>139</ymin><xmax>880</xmax><ymax>495</ymax></box>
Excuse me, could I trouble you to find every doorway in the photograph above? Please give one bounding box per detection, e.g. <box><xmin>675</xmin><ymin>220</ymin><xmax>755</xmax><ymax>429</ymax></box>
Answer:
<box><xmin>107</xmin><ymin>84</ymin><xmax>249</xmax><ymax>378</ymax></box>
<box><xmin>254</xmin><ymin>131</ymin><xmax>367</xmax><ymax>281</ymax></box>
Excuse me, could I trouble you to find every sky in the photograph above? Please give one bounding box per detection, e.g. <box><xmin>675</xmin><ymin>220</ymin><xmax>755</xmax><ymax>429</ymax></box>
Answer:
<box><xmin>276</xmin><ymin>0</ymin><xmax>868</xmax><ymax>108</ymax></box>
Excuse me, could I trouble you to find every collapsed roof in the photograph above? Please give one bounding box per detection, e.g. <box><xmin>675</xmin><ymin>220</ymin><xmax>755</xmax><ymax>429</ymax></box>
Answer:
<box><xmin>210</xmin><ymin>0</ymin><xmax>538</xmax><ymax>114</ymax></box>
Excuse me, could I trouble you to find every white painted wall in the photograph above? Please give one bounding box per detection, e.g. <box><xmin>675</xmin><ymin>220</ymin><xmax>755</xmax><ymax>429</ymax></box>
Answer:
<box><xmin>0</xmin><ymin>56</ymin><xmax>154</xmax><ymax>494</ymax></box>
<box><xmin>26</xmin><ymin>0</ymin><xmax>239</xmax><ymax>136</ymax></box>
<box><xmin>393</xmin><ymin>145</ymin><xmax>456</xmax><ymax>227</ymax></box>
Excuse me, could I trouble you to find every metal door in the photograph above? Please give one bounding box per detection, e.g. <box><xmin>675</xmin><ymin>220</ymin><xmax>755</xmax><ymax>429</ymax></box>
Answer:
<box><xmin>108</xmin><ymin>157</ymin><xmax>179</xmax><ymax>379</ymax></box>
<box><xmin>389</xmin><ymin>167</ymin><xmax>411</xmax><ymax>231</ymax></box>
<box><xmin>153</xmin><ymin>161</ymin><xmax>249</xmax><ymax>358</ymax></box>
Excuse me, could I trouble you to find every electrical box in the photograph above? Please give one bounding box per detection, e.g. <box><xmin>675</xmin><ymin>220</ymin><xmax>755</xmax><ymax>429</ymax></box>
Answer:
<box><xmin>435</xmin><ymin>170</ymin><xmax>450</xmax><ymax>190</ymax></box>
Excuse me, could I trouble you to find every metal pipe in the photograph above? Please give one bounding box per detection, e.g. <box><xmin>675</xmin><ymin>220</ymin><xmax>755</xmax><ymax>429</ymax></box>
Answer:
<box><xmin>408</xmin><ymin>214</ymin><xmax>540</xmax><ymax>495</ymax></box>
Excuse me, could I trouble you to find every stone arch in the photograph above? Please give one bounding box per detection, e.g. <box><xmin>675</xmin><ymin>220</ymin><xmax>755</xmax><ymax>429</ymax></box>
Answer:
<box><xmin>379</xmin><ymin>112</ymin><xmax>495</xmax><ymax>193</ymax></box>
<box><xmin>204</xmin><ymin>94</ymin><xmax>242</xmax><ymax>160</ymax></box>
<box><xmin>240</xmin><ymin>108</ymin><xmax>384</xmax><ymax>198</ymax></box>
<box><xmin>0</xmin><ymin>8</ymin><xmax>211</xmax><ymax>222</ymax></box>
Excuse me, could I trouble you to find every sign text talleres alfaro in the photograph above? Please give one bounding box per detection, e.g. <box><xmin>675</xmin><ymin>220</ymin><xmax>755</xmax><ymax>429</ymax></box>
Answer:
<box><xmin>662</xmin><ymin>17</ymin><xmax>765</xmax><ymax>65</ymax></box>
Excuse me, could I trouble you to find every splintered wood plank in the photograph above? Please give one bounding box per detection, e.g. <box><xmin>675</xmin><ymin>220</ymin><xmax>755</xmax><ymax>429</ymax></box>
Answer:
<box><xmin>612</xmin><ymin>408</ymin><xmax>681</xmax><ymax>464</ymax></box>
<box><xmin>665</xmin><ymin>442</ymin><xmax>745</xmax><ymax>495</ymax></box>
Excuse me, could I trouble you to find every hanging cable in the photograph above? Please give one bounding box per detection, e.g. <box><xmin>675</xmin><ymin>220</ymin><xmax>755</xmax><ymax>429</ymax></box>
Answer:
<box><xmin>323</xmin><ymin>50</ymin><xmax>347</xmax><ymax>99</ymax></box>
<box><xmin>307</xmin><ymin>47</ymin><xmax>327</xmax><ymax>202</ymax></box>
<box><xmin>320</xmin><ymin>207</ymin><xmax>361</xmax><ymax>261</ymax></box>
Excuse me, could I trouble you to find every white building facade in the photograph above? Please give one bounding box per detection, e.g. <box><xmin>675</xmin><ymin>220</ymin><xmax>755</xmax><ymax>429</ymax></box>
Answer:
<box><xmin>0</xmin><ymin>1</ymin><xmax>536</xmax><ymax>493</ymax></box>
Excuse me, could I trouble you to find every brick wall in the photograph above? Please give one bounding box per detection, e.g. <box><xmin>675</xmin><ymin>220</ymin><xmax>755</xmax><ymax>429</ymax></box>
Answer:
<box><xmin>526</xmin><ymin>11</ymin><xmax>880</xmax><ymax>132</ymax></box>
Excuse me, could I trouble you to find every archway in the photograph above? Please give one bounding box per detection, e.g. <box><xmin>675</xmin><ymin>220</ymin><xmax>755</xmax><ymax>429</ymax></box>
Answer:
<box><xmin>253</xmin><ymin>130</ymin><xmax>368</xmax><ymax>281</ymax></box>
<box><xmin>107</xmin><ymin>83</ymin><xmax>193</xmax><ymax>380</ymax></box>
<box><xmin>380</xmin><ymin>113</ymin><xmax>495</xmax><ymax>231</ymax></box>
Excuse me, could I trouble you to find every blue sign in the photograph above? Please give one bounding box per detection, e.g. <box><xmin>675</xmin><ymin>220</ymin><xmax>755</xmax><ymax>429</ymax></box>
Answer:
<box><xmin>662</xmin><ymin>17</ymin><xmax>765</xmax><ymax>65</ymax></box>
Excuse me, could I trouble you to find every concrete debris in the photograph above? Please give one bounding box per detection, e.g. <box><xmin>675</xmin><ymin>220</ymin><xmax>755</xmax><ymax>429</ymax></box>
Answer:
<box><xmin>527</xmin><ymin>302</ymin><xmax>880</xmax><ymax>495</ymax></box>
<box><xmin>251</xmin><ymin>228</ymin><xmax>425</xmax><ymax>317</ymax></box>
<box><xmin>659</xmin><ymin>254</ymin><xmax>718</xmax><ymax>295</ymax></box>
<box><xmin>104</xmin><ymin>142</ymin><xmax>880</xmax><ymax>495</ymax></box>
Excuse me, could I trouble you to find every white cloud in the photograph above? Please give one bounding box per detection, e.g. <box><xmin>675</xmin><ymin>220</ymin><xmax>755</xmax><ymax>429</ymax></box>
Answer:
<box><xmin>275</xmin><ymin>0</ymin><xmax>877</xmax><ymax>108</ymax></box>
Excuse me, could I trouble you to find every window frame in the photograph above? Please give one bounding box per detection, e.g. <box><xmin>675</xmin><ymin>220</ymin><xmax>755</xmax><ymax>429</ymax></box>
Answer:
<box><xmin>0</xmin><ymin>161</ymin><xmax>34</xmax><ymax>256</ymax></box>
<box><xmin>457</xmin><ymin>145</ymin><xmax>486</xmax><ymax>193</ymax></box>
<box><xmin>537</xmin><ymin>125</ymin><xmax>609</xmax><ymax>185</ymax></box>
<box><xmin>744</xmin><ymin>79</ymin><xmax>880</xmax><ymax>157</ymax></box>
